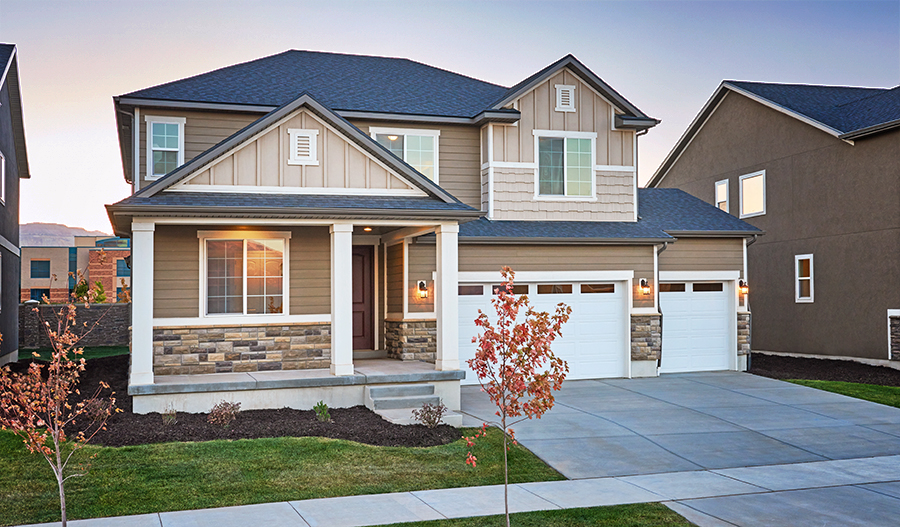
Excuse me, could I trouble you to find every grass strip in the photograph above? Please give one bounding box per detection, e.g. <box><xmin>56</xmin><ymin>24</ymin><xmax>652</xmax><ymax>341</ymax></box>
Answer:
<box><xmin>0</xmin><ymin>427</ymin><xmax>563</xmax><ymax>526</ymax></box>
<box><xmin>374</xmin><ymin>503</ymin><xmax>691</xmax><ymax>526</ymax></box>
<box><xmin>20</xmin><ymin>346</ymin><xmax>129</xmax><ymax>362</ymax></box>
<box><xmin>789</xmin><ymin>379</ymin><xmax>900</xmax><ymax>408</ymax></box>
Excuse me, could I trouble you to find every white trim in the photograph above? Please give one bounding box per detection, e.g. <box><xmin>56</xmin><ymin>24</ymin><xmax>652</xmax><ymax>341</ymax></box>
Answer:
<box><xmin>131</xmin><ymin>222</ymin><xmax>155</xmax><ymax>386</ymax></box>
<box><xmin>532</xmin><ymin>131</ymin><xmax>598</xmax><ymax>200</ymax></box>
<box><xmin>145</xmin><ymin>217</ymin><xmax>442</xmax><ymax>227</ymax></box>
<box><xmin>489</xmin><ymin>161</ymin><xmax>536</xmax><ymax>169</ymax></box>
<box><xmin>144</xmin><ymin>115</ymin><xmax>186</xmax><ymax>180</ymax></box>
<box><xmin>795</xmin><ymin>253</ymin><xmax>814</xmax><ymax>303</ymax></box>
<box><xmin>286</xmin><ymin>129</ymin><xmax>319</xmax><ymax>166</ymax></box>
<box><xmin>487</xmin><ymin>124</ymin><xmax>495</xmax><ymax>219</ymax></box>
<box><xmin>368</xmin><ymin>127</ymin><xmax>440</xmax><ymax>183</ymax></box>
<box><xmin>171</xmin><ymin>184</ymin><xmax>426</xmax><ymax>197</ymax></box>
<box><xmin>197</xmin><ymin>230</ymin><xmax>293</xmax><ymax>240</ymax></box>
<box><xmin>405</xmin><ymin>311</ymin><xmax>437</xmax><ymax>320</ymax></box>
<box><xmin>330</xmin><ymin>224</ymin><xmax>354</xmax><ymax>375</ymax></box>
<box><xmin>153</xmin><ymin>315</ymin><xmax>328</xmax><ymax>327</ymax></box>
<box><xmin>659</xmin><ymin>271</ymin><xmax>741</xmax><ymax>281</ymax></box>
<box><xmin>555</xmin><ymin>84</ymin><xmax>576</xmax><ymax>113</ymax></box>
<box><xmin>632</xmin><ymin>131</ymin><xmax>638</xmax><ymax>222</ymax></box>
<box><xmin>889</xmin><ymin>309</ymin><xmax>900</xmax><ymax>360</ymax></box>
<box><xmin>739</xmin><ymin>170</ymin><xmax>766</xmax><ymax>218</ymax></box>
<box><xmin>715</xmin><ymin>179</ymin><xmax>730</xmax><ymax>213</ymax></box>
<box><xmin>0</xmin><ymin>235</ymin><xmax>19</xmax><ymax>257</ymax></box>
<box><xmin>653</xmin><ymin>244</ymin><xmax>659</xmax><ymax>310</ymax></box>
<box><xmin>435</xmin><ymin>223</ymin><xmax>459</xmax><ymax>371</ymax></box>
<box><xmin>458</xmin><ymin>270</ymin><xmax>634</xmax><ymax>283</ymax></box>
<box><xmin>532</xmin><ymin>129</ymin><xmax>597</xmax><ymax>139</ymax></box>
<box><xmin>133</xmin><ymin>107</ymin><xmax>140</xmax><ymax>192</ymax></box>
<box><xmin>374</xmin><ymin>242</ymin><xmax>380</xmax><ymax>350</ymax></box>
<box><xmin>742</xmin><ymin>237</ymin><xmax>749</xmax><ymax>310</ymax></box>
<box><xmin>631</xmin><ymin>307</ymin><xmax>661</xmax><ymax>316</ymax></box>
<box><xmin>0</xmin><ymin>150</ymin><xmax>6</xmax><ymax>205</ymax></box>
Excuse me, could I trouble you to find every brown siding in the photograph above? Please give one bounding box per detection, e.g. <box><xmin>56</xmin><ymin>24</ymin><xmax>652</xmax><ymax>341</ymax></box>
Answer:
<box><xmin>458</xmin><ymin>244</ymin><xmax>655</xmax><ymax>308</ymax></box>
<box><xmin>408</xmin><ymin>242</ymin><xmax>436</xmax><ymax>313</ymax></box>
<box><xmin>386</xmin><ymin>243</ymin><xmax>404</xmax><ymax>314</ymax></box>
<box><xmin>659</xmin><ymin>238</ymin><xmax>744</xmax><ymax>275</ymax></box>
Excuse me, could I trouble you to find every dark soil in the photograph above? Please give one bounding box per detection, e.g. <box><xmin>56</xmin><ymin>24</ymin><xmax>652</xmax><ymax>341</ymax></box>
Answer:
<box><xmin>749</xmin><ymin>352</ymin><xmax>900</xmax><ymax>387</ymax></box>
<box><xmin>6</xmin><ymin>354</ymin><xmax>461</xmax><ymax>448</ymax></box>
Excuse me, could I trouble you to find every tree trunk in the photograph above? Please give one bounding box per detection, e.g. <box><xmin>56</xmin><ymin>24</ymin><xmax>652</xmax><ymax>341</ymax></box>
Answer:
<box><xmin>57</xmin><ymin>471</ymin><xmax>67</xmax><ymax>527</ymax></box>
<box><xmin>503</xmin><ymin>415</ymin><xmax>509</xmax><ymax>527</ymax></box>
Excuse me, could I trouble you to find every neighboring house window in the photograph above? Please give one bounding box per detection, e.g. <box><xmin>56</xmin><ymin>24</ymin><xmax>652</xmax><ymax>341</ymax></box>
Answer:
<box><xmin>535</xmin><ymin>131</ymin><xmax>596</xmax><ymax>198</ymax></box>
<box><xmin>555</xmin><ymin>85</ymin><xmax>576</xmax><ymax>112</ymax></box>
<box><xmin>116</xmin><ymin>287</ymin><xmax>124</xmax><ymax>303</ymax></box>
<box><xmin>739</xmin><ymin>170</ymin><xmax>766</xmax><ymax>218</ymax></box>
<box><xmin>200</xmin><ymin>231</ymin><xmax>290</xmax><ymax>316</ymax></box>
<box><xmin>796</xmin><ymin>254</ymin><xmax>814</xmax><ymax>303</ymax></box>
<box><xmin>31</xmin><ymin>260</ymin><xmax>50</xmax><ymax>279</ymax></box>
<box><xmin>287</xmin><ymin>129</ymin><xmax>319</xmax><ymax>165</ymax></box>
<box><xmin>715</xmin><ymin>179</ymin><xmax>729</xmax><ymax>212</ymax></box>
<box><xmin>0</xmin><ymin>150</ymin><xmax>5</xmax><ymax>205</ymax></box>
<box><xmin>145</xmin><ymin>115</ymin><xmax>186</xmax><ymax>179</ymax></box>
<box><xmin>116</xmin><ymin>258</ymin><xmax>131</xmax><ymax>277</ymax></box>
<box><xmin>370</xmin><ymin>127</ymin><xmax>440</xmax><ymax>182</ymax></box>
<box><xmin>31</xmin><ymin>288</ymin><xmax>50</xmax><ymax>303</ymax></box>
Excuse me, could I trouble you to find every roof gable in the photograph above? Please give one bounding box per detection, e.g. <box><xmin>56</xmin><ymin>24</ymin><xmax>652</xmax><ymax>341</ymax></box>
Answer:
<box><xmin>0</xmin><ymin>43</ymin><xmax>30</xmax><ymax>179</ymax></box>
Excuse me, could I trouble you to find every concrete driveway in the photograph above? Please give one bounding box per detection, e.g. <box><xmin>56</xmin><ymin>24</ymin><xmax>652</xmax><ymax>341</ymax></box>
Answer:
<box><xmin>460</xmin><ymin>371</ymin><xmax>900</xmax><ymax>526</ymax></box>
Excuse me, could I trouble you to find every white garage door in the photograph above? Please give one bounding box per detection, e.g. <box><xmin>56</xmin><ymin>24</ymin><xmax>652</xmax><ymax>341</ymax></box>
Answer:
<box><xmin>659</xmin><ymin>282</ymin><xmax>732</xmax><ymax>373</ymax></box>
<box><xmin>458</xmin><ymin>281</ymin><xmax>628</xmax><ymax>385</ymax></box>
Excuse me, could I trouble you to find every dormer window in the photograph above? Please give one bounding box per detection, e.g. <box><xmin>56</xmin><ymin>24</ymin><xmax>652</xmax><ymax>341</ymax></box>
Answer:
<box><xmin>370</xmin><ymin>127</ymin><xmax>440</xmax><ymax>182</ymax></box>
<box><xmin>287</xmin><ymin>129</ymin><xmax>319</xmax><ymax>165</ymax></box>
<box><xmin>555</xmin><ymin>85</ymin><xmax>576</xmax><ymax>112</ymax></box>
<box><xmin>145</xmin><ymin>116</ymin><xmax>185</xmax><ymax>179</ymax></box>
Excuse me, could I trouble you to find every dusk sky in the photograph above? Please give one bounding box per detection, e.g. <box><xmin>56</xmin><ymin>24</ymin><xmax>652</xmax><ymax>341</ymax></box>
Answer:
<box><xmin>2</xmin><ymin>0</ymin><xmax>898</xmax><ymax>233</ymax></box>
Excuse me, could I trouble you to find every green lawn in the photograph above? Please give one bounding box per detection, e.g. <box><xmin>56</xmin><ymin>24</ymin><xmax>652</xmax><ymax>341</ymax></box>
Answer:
<box><xmin>375</xmin><ymin>504</ymin><xmax>692</xmax><ymax>526</ymax></box>
<box><xmin>21</xmin><ymin>346</ymin><xmax>129</xmax><ymax>362</ymax></box>
<box><xmin>0</xmin><ymin>427</ymin><xmax>563</xmax><ymax>526</ymax></box>
<box><xmin>789</xmin><ymin>379</ymin><xmax>900</xmax><ymax>409</ymax></box>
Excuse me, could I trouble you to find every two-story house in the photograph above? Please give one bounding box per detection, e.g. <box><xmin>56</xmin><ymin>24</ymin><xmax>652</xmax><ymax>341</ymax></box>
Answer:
<box><xmin>0</xmin><ymin>44</ymin><xmax>30</xmax><ymax>366</ymax></box>
<box><xmin>107</xmin><ymin>51</ymin><xmax>760</xmax><ymax>414</ymax></box>
<box><xmin>648</xmin><ymin>81</ymin><xmax>900</xmax><ymax>363</ymax></box>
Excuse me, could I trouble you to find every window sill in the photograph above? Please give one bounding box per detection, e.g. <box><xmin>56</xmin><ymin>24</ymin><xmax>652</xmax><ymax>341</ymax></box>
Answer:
<box><xmin>740</xmin><ymin>211</ymin><xmax>765</xmax><ymax>219</ymax></box>
<box><xmin>795</xmin><ymin>298</ymin><xmax>814</xmax><ymax>304</ymax></box>
<box><xmin>534</xmin><ymin>195</ymin><xmax>597</xmax><ymax>202</ymax></box>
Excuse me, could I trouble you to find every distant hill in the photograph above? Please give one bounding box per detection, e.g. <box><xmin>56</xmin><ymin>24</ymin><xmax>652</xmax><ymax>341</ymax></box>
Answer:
<box><xmin>20</xmin><ymin>223</ymin><xmax>110</xmax><ymax>247</ymax></box>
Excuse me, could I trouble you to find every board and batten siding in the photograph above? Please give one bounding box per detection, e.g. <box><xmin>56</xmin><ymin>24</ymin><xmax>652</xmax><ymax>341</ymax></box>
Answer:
<box><xmin>458</xmin><ymin>244</ymin><xmax>655</xmax><ymax>308</ymax></box>
<box><xmin>659</xmin><ymin>238</ymin><xmax>744</xmax><ymax>276</ymax></box>
<box><xmin>386</xmin><ymin>243</ymin><xmax>404</xmax><ymax>314</ymax></box>
<box><xmin>407</xmin><ymin>243</ymin><xmax>436</xmax><ymax>313</ymax></box>
<box><xmin>153</xmin><ymin>225</ymin><xmax>331</xmax><ymax>319</ymax></box>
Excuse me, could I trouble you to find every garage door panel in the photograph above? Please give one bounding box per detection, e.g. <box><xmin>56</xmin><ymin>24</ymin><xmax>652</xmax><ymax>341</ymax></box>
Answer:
<box><xmin>660</xmin><ymin>282</ymin><xmax>732</xmax><ymax>373</ymax></box>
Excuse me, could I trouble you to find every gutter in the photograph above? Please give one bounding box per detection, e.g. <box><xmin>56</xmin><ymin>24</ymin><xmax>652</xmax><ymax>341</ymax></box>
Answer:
<box><xmin>839</xmin><ymin>118</ymin><xmax>900</xmax><ymax>140</ymax></box>
<box><xmin>665</xmin><ymin>230</ymin><xmax>765</xmax><ymax>238</ymax></box>
<box><xmin>417</xmin><ymin>236</ymin><xmax>673</xmax><ymax>245</ymax></box>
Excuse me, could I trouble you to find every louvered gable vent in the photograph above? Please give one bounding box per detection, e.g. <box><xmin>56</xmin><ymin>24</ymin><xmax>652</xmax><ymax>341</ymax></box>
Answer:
<box><xmin>555</xmin><ymin>84</ymin><xmax>576</xmax><ymax>113</ymax></box>
<box><xmin>287</xmin><ymin>129</ymin><xmax>319</xmax><ymax>165</ymax></box>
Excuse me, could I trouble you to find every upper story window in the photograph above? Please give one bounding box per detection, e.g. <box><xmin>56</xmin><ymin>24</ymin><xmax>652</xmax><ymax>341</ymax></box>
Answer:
<box><xmin>535</xmin><ymin>131</ymin><xmax>596</xmax><ymax>198</ymax></box>
<box><xmin>555</xmin><ymin>85</ymin><xmax>576</xmax><ymax>112</ymax></box>
<box><xmin>739</xmin><ymin>170</ymin><xmax>766</xmax><ymax>218</ymax></box>
<box><xmin>715</xmin><ymin>179</ymin><xmax>729</xmax><ymax>212</ymax></box>
<box><xmin>795</xmin><ymin>254</ymin><xmax>814</xmax><ymax>303</ymax></box>
<box><xmin>287</xmin><ymin>129</ymin><xmax>319</xmax><ymax>165</ymax></box>
<box><xmin>31</xmin><ymin>260</ymin><xmax>50</xmax><ymax>279</ymax></box>
<box><xmin>145</xmin><ymin>115</ymin><xmax>186</xmax><ymax>179</ymax></box>
<box><xmin>370</xmin><ymin>127</ymin><xmax>440</xmax><ymax>182</ymax></box>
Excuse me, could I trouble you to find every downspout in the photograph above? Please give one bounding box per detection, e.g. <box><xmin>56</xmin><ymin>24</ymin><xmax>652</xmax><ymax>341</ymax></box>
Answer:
<box><xmin>744</xmin><ymin>234</ymin><xmax>758</xmax><ymax>369</ymax></box>
<box><xmin>656</xmin><ymin>242</ymin><xmax>668</xmax><ymax>371</ymax></box>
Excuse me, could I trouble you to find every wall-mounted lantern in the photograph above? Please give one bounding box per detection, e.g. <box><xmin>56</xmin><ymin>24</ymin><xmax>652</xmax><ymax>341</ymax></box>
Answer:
<box><xmin>639</xmin><ymin>278</ymin><xmax>651</xmax><ymax>295</ymax></box>
<box><xmin>417</xmin><ymin>280</ymin><xmax>429</xmax><ymax>298</ymax></box>
<box><xmin>739</xmin><ymin>280</ymin><xmax>749</xmax><ymax>295</ymax></box>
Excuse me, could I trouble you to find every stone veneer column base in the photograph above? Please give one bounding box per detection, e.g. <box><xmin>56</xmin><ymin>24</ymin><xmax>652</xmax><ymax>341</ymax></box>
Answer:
<box><xmin>890</xmin><ymin>315</ymin><xmax>900</xmax><ymax>361</ymax></box>
<box><xmin>631</xmin><ymin>314</ymin><xmax>661</xmax><ymax>361</ymax></box>
<box><xmin>153</xmin><ymin>322</ymin><xmax>331</xmax><ymax>375</ymax></box>
<box><xmin>384</xmin><ymin>319</ymin><xmax>437</xmax><ymax>362</ymax></box>
<box><xmin>738</xmin><ymin>312</ymin><xmax>751</xmax><ymax>357</ymax></box>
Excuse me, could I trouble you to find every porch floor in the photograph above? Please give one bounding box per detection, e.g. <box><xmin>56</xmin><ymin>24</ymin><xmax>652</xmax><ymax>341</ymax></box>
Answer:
<box><xmin>129</xmin><ymin>359</ymin><xmax>465</xmax><ymax>396</ymax></box>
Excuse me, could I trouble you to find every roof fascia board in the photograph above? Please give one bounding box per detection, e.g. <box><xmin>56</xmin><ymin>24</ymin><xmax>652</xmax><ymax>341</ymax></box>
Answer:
<box><xmin>452</xmin><ymin>236</ymin><xmax>673</xmax><ymax>245</ymax></box>
<box><xmin>0</xmin><ymin>45</ymin><xmax>15</xmax><ymax>89</ymax></box>
<box><xmin>664</xmin><ymin>230</ymin><xmax>764</xmax><ymax>238</ymax></box>
<box><xmin>840</xmin><ymin>118</ymin><xmax>900</xmax><ymax>140</ymax></box>
<box><xmin>724</xmin><ymin>83</ymin><xmax>846</xmax><ymax>139</ymax></box>
<box><xmin>115</xmin><ymin>97</ymin><xmax>276</xmax><ymax>114</ymax></box>
<box><xmin>2</xmin><ymin>51</ymin><xmax>30</xmax><ymax>179</ymax></box>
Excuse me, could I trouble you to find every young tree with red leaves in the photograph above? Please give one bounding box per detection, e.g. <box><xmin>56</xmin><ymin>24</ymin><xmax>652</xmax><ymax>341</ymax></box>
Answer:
<box><xmin>0</xmin><ymin>302</ymin><xmax>117</xmax><ymax>527</ymax></box>
<box><xmin>464</xmin><ymin>267</ymin><xmax>571</xmax><ymax>527</ymax></box>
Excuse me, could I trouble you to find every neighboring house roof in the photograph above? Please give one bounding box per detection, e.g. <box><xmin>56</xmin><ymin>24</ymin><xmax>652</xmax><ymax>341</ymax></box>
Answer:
<box><xmin>454</xmin><ymin>189</ymin><xmax>761</xmax><ymax>243</ymax></box>
<box><xmin>648</xmin><ymin>80</ymin><xmax>900</xmax><ymax>187</ymax></box>
<box><xmin>0</xmin><ymin>43</ymin><xmax>30</xmax><ymax>179</ymax></box>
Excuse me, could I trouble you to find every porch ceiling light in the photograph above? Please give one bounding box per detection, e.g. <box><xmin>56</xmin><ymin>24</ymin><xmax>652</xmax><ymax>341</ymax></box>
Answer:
<box><xmin>363</xmin><ymin>226</ymin><xmax>373</xmax><ymax>232</ymax></box>
<box><xmin>417</xmin><ymin>280</ymin><xmax>428</xmax><ymax>298</ymax></box>
<box><xmin>639</xmin><ymin>278</ymin><xmax>651</xmax><ymax>295</ymax></box>
<box><xmin>739</xmin><ymin>280</ymin><xmax>749</xmax><ymax>295</ymax></box>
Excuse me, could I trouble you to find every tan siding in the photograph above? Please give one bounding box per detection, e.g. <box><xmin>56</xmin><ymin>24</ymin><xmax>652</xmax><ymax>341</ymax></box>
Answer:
<box><xmin>20</xmin><ymin>247</ymin><xmax>69</xmax><ymax>291</ymax></box>
<box><xmin>660</xmin><ymin>238</ymin><xmax>744</xmax><ymax>275</ymax></box>
<box><xmin>459</xmin><ymin>244</ymin><xmax>655</xmax><ymax>308</ymax></box>
<box><xmin>290</xmin><ymin>227</ymin><xmax>331</xmax><ymax>315</ymax></box>
<box><xmin>386</xmin><ymin>243</ymin><xmax>404</xmax><ymax>314</ymax></box>
<box><xmin>408</xmin><ymin>243</ymin><xmax>436</xmax><ymax>313</ymax></box>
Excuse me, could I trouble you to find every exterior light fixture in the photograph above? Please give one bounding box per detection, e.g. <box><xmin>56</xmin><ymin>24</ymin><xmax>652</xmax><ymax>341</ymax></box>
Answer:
<box><xmin>363</xmin><ymin>226</ymin><xmax>373</xmax><ymax>232</ymax></box>
<box><xmin>739</xmin><ymin>280</ymin><xmax>749</xmax><ymax>295</ymax></box>
<box><xmin>417</xmin><ymin>280</ymin><xmax>428</xmax><ymax>298</ymax></box>
<box><xmin>387</xmin><ymin>135</ymin><xmax>399</xmax><ymax>141</ymax></box>
<box><xmin>639</xmin><ymin>278</ymin><xmax>651</xmax><ymax>295</ymax></box>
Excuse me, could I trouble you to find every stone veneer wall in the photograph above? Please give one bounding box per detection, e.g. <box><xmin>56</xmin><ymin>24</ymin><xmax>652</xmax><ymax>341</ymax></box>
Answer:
<box><xmin>738</xmin><ymin>313</ymin><xmax>751</xmax><ymax>356</ymax></box>
<box><xmin>384</xmin><ymin>319</ymin><xmax>436</xmax><ymax>362</ymax></box>
<box><xmin>891</xmin><ymin>315</ymin><xmax>900</xmax><ymax>361</ymax></box>
<box><xmin>153</xmin><ymin>323</ymin><xmax>330</xmax><ymax>375</ymax></box>
<box><xmin>630</xmin><ymin>314</ymin><xmax>661</xmax><ymax>361</ymax></box>
<box><xmin>20</xmin><ymin>303</ymin><xmax>131</xmax><ymax>348</ymax></box>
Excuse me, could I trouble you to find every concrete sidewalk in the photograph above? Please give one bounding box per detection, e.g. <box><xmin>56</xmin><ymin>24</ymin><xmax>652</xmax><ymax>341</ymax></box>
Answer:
<box><xmin>20</xmin><ymin>455</ymin><xmax>900</xmax><ymax>527</ymax></box>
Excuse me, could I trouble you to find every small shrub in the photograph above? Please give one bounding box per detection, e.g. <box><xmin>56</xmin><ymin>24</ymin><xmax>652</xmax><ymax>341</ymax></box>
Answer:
<box><xmin>161</xmin><ymin>404</ymin><xmax>177</xmax><ymax>427</ymax></box>
<box><xmin>313</xmin><ymin>400</ymin><xmax>331</xmax><ymax>422</ymax></box>
<box><xmin>207</xmin><ymin>401</ymin><xmax>240</xmax><ymax>428</ymax></box>
<box><xmin>412</xmin><ymin>400</ymin><xmax>448</xmax><ymax>429</ymax></box>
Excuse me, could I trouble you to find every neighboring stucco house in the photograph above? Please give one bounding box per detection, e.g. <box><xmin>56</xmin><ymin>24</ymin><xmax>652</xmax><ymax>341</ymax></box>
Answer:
<box><xmin>106</xmin><ymin>51</ymin><xmax>760</xmax><ymax>414</ymax></box>
<box><xmin>648</xmin><ymin>81</ymin><xmax>900</xmax><ymax>361</ymax></box>
<box><xmin>0</xmin><ymin>44</ymin><xmax>30</xmax><ymax>366</ymax></box>
<box><xmin>20</xmin><ymin>236</ymin><xmax>131</xmax><ymax>303</ymax></box>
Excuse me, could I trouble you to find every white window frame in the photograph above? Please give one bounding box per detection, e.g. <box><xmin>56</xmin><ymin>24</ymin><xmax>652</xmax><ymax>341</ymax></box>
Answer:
<box><xmin>795</xmin><ymin>253</ymin><xmax>814</xmax><ymax>303</ymax></box>
<box><xmin>715</xmin><ymin>179</ymin><xmax>729</xmax><ymax>213</ymax></box>
<box><xmin>197</xmin><ymin>230</ymin><xmax>292</xmax><ymax>318</ymax></box>
<box><xmin>532</xmin><ymin>129</ymin><xmax>597</xmax><ymax>201</ymax></box>
<box><xmin>145</xmin><ymin>115</ymin><xmax>186</xmax><ymax>180</ymax></box>
<box><xmin>739</xmin><ymin>170</ymin><xmax>766</xmax><ymax>218</ymax></box>
<box><xmin>0</xmin><ymin>150</ymin><xmax>5</xmax><ymax>205</ymax></box>
<box><xmin>369</xmin><ymin>127</ymin><xmax>440</xmax><ymax>183</ymax></box>
<box><xmin>555</xmin><ymin>84</ymin><xmax>576</xmax><ymax>113</ymax></box>
<box><xmin>287</xmin><ymin>129</ymin><xmax>319</xmax><ymax>166</ymax></box>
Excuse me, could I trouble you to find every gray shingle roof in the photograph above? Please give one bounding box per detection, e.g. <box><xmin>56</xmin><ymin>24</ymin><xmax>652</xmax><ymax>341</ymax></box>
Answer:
<box><xmin>728</xmin><ymin>81</ymin><xmax>900</xmax><ymax>136</ymax></box>
<box><xmin>113</xmin><ymin>192</ymin><xmax>479</xmax><ymax>212</ymax></box>
<box><xmin>0</xmin><ymin>44</ymin><xmax>13</xmax><ymax>70</ymax></box>
<box><xmin>637</xmin><ymin>188</ymin><xmax>761</xmax><ymax>234</ymax></box>
<box><xmin>122</xmin><ymin>50</ymin><xmax>509</xmax><ymax>119</ymax></box>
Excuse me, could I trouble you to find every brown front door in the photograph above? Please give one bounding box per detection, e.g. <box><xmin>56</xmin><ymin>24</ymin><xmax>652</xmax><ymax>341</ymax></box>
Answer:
<box><xmin>352</xmin><ymin>245</ymin><xmax>375</xmax><ymax>350</ymax></box>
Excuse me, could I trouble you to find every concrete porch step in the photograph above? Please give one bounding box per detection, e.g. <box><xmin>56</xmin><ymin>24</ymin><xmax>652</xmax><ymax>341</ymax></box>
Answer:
<box><xmin>375</xmin><ymin>408</ymin><xmax>464</xmax><ymax>427</ymax></box>
<box><xmin>368</xmin><ymin>384</ymin><xmax>435</xmax><ymax>398</ymax></box>
<box><xmin>371</xmin><ymin>394</ymin><xmax>441</xmax><ymax>410</ymax></box>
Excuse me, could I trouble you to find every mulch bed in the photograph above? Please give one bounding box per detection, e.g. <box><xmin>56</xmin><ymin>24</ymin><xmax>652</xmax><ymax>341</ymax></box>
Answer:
<box><xmin>749</xmin><ymin>352</ymin><xmax>900</xmax><ymax>387</ymax></box>
<box><xmin>5</xmin><ymin>354</ymin><xmax>461</xmax><ymax>448</ymax></box>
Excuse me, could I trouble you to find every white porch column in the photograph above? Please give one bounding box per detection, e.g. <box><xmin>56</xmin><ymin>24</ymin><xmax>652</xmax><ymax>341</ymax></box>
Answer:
<box><xmin>330</xmin><ymin>224</ymin><xmax>354</xmax><ymax>376</ymax></box>
<box><xmin>130</xmin><ymin>222</ymin><xmax>155</xmax><ymax>386</ymax></box>
<box><xmin>435</xmin><ymin>223</ymin><xmax>459</xmax><ymax>371</ymax></box>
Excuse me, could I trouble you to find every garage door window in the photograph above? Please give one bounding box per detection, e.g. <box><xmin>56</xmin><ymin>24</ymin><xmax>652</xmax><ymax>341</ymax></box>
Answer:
<box><xmin>693</xmin><ymin>283</ymin><xmax>724</xmax><ymax>292</ymax></box>
<box><xmin>492</xmin><ymin>284</ymin><xmax>528</xmax><ymax>295</ymax></box>
<box><xmin>581</xmin><ymin>284</ymin><xmax>615</xmax><ymax>294</ymax></box>
<box><xmin>459</xmin><ymin>285</ymin><xmax>483</xmax><ymax>296</ymax></box>
<box><xmin>659</xmin><ymin>283</ymin><xmax>686</xmax><ymax>292</ymax></box>
<box><xmin>538</xmin><ymin>284</ymin><xmax>572</xmax><ymax>294</ymax></box>
<box><xmin>796</xmin><ymin>254</ymin><xmax>813</xmax><ymax>303</ymax></box>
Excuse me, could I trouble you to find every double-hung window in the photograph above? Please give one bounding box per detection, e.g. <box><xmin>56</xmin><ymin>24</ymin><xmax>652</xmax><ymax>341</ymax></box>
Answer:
<box><xmin>200</xmin><ymin>231</ymin><xmax>290</xmax><ymax>316</ymax></box>
<box><xmin>370</xmin><ymin>127</ymin><xmax>439</xmax><ymax>182</ymax></box>
<box><xmin>535</xmin><ymin>131</ymin><xmax>595</xmax><ymax>198</ymax></box>
<box><xmin>739</xmin><ymin>170</ymin><xmax>766</xmax><ymax>218</ymax></box>
<box><xmin>715</xmin><ymin>179</ymin><xmax>729</xmax><ymax>212</ymax></box>
<box><xmin>145</xmin><ymin>116</ymin><xmax>186</xmax><ymax>179</ymax></box>
<box><xmin>795</xmin><ymin>254</ymin><xmax>813</xmax><ymax>303</ymax></box>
